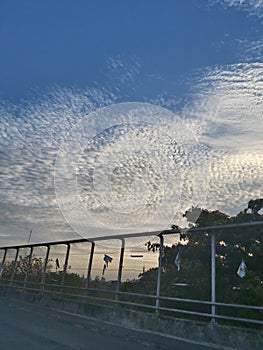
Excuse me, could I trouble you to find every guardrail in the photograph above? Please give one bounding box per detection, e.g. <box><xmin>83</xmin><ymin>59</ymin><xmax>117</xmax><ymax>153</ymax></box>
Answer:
<box><xmin>0</xmin><ymin>221</ymin><xmax>263</xmax><ymax>327</ymax></box>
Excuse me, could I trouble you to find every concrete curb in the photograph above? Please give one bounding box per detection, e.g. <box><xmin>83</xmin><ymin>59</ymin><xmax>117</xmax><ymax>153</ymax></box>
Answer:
<box><xmin>51</xmin><ymin>308</ymin><xmax>238</xmax><ymax>350</ymax></box>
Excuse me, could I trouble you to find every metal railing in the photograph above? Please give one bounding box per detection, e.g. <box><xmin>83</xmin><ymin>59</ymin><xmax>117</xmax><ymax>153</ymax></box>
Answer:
<box><xmin>0</xmin><ymin>221</ymin><xmax>263</xmax><ymax>327</ymax></box>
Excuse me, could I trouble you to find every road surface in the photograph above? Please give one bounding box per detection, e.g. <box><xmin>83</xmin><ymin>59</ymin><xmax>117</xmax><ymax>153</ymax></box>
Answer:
<box><xmin>0</xmin><ymin>298</ymin><xmax>214</xmax><ymax>350</ymax></box>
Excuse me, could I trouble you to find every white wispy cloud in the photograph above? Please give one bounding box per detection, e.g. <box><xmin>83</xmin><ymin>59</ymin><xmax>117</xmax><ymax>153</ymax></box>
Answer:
<box><xmin>183</xmin><ymin>62</ymin><xmax>263</xmax><ymax>214</ymax></box>
<box><xmin>236</xmin><ymin>39</ymin><xmax>263</xmax><ymax>62</ymax></box>
<box><xmin>106</xmin><ymin>55</ymin><xmax>141</xmax><ymax>85</ymax></box>
<box><xmin>186</xmin><ymin>62</ymin><xmax>263</xmax><ymax>151</ymax></box>
<box><xmin>210</xmin><ymin>0</ymin><xmax>263</xmax><ymax>18</ymax></box>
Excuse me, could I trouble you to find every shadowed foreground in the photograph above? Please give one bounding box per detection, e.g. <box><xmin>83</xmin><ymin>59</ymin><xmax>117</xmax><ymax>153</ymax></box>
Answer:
<box><xmin>0</xmin><ymin>298</ymin><xmax>212</xmax><ymax>350</ymax></box>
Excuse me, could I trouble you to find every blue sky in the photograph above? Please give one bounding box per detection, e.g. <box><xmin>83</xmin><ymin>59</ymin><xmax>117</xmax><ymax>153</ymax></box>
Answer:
<box><xmin>0</xmin><ymin>1</ymin><xmax>262</xmax><ymax>246</ymax></box>
<box><xmin>1</xmin><ymin>0</ymin><xmax>261</xmax><ymax>99</ymax></box>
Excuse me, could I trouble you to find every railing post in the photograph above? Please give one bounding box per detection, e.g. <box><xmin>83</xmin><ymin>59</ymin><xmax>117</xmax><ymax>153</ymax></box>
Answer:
<box><xmin>60</xmin><ymin>244</ymin><xmax>70</xmax><ymax>292</ymax></box>
<box><xmin>85</xmin><ymin>242</ymin><xmax>95</xmax><ymax>294</ymax></box>
<box><xmin>155</xmin><ymin>234</ymin><xmax>164</xmax><ymax>314</ymax></box>
<box><xmin>2</xmin><ymin>249</ymin><xmax>7</xmax><ymax>265</ymax></box>
<box><xmin>24</xmin><ymin>247</ymin><xmax>33</xmax><ymax>288</ymax></box>
<box><xmin>116</xmin><ymin>239</ymin><xmax>125</xmax><ymax>300</ymax></box>
<box><xmin>41</xmin><ymin>245</ymin><xmax>50</xmax><ymax>291</ymax></box>
<box><xmin>211</xmin><ymin>230</ymin><xmax>216</xmax><ymax>323</ymax></box>
<box><xmin>0</xmin><ymin>249</ymin><xmax>7</xmax><ymax>281</ymax></box>
<box><xmin>10</xmin><ymin>248</ymin><xmax>19</xmax><ymax>285</ymax></box>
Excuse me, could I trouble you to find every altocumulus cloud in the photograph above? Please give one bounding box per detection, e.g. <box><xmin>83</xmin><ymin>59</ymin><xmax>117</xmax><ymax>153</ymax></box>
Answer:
<box><xmin>183</xmin><ymin>62</ymin><xmax>263</xmax><ymax>214</ymax></box>
<box><xmin>0</xmin><ymin>60</ymin><xmax>262</xmax><ymax>245</ymax></box>
<box><xmin>0</xmin><ymin>87</ymin><xmax>118</xmax><ymax>245</ymax></box>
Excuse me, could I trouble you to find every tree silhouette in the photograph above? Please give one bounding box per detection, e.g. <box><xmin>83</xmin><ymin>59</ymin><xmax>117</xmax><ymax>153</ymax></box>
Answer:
<box><xmin>123</xmin><ymin>199</ymin><xmax>263</xmax><ymax>320</ymax></box>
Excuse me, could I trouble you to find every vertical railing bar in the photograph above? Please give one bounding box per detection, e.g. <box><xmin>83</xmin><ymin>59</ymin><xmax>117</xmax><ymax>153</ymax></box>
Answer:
<box><xmin>41</xmin><ymin>245</ymin><xmax>50</xmax><ymax>291</ymax></box>
<box><xmin>211</xmin><ymin>230</ymin><xmax>216</xmax><ymax>323</ymax></box>
<box><xmin>155</xmin><ymin>234</ymin><xmax>164</xmax><ymax>314</ymax></box>
<box><xmin>60</xmin><ymin>244</ymin><xmax>70</xmax><ymax>292</ymax></box>
<box><xmin>116</xmin><ymin>238</ymin><xmax>125</xmax><ymax>300</ymax></box>
<box><xmin>2</xmin><ymin>249</ymin><xmax>7</xmax><ymax>264</ymax></box>
<box><xmin>0</xmin><ymin>248</ymin><xmax>7</xmax><ymax>281</ymax></box>
<box><xmin>10</xmin><ymin>248</ymin><xmax>19</xmax><ymax>285</ymax></box>
<box><xmin>24</xmin><ymin>246</ymin><xmax>33</xmax><ymax>288</ymax></box>
<box><xmin>85</xmin><ymin>242</ymin><xmax>95</xmax><ymax>294</ymax></box>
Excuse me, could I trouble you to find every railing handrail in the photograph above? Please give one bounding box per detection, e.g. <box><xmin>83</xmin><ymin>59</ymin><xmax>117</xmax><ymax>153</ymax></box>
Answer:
<box><xmin>1</xmin><ymin>219</ymin><xmax>263</xmax><ymax>250</ymax></box>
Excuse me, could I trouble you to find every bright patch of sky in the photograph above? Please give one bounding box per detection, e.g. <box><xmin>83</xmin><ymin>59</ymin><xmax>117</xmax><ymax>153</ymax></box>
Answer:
<box><xmin>0</xmin><ymin>1</ymin><xmax>262</xmax><ymax>246</ymax></box>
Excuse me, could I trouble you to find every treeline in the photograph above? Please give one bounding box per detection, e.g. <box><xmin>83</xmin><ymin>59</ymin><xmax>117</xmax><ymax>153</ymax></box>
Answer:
<box><xmin>121</xmin><ymin>199</ymin><xmax>263</xmax><ymax>322</ymax></box>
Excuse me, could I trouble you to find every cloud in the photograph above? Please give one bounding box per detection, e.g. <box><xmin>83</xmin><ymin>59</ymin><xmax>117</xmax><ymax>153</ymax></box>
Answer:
<box><xmin>0</xmin><ymin>59</ymin><xmax>262</xmax><ymax>246</ymax></box>
<box><xmin>206</xmin><ymin>151</ymin><xmax>263</xmax><ymax>215</ymax></box>
<box><xmin>210</xmin><ymin>0</ymin><xmax>263</xmax><ymax>18</ymax></box>
<box><xmin>106</xmin><ymin>55</ymin><xmax>141</xmax><ymax>85</ymax></box>
<box><xmin>236</xmin><ymin>39</ymin><xmax>263</xmax><ymax>62</ymax></box>
<box><xmin>0</xmin><ymin>86</ymin><xmax>118</xmax><ymax>245</ymax></box>
<box><xmin>0</xmin><ymin>55</ymin><xmax>145</xmax><ymax>246</ymax></box>
<box><xmin>185</xmin><ymin>62</ymin><xmax>263</xmax><ymax>152</ymax></box>
<box><xmin>183</xmin><ymin>62</ymin><xmax>263</xmax><ymax>214</ymax></box>
<box><xmin>54</xmin><ymin>102</ymin><xmax>212</xmax><ymax>238</ymax></box>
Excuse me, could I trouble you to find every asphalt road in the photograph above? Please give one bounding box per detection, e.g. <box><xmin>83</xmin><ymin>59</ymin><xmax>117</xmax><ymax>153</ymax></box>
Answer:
<box><xmin>0</xmin><ymin>298</ymin><xmax>214</xmax><ymax>350</ymax></box>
